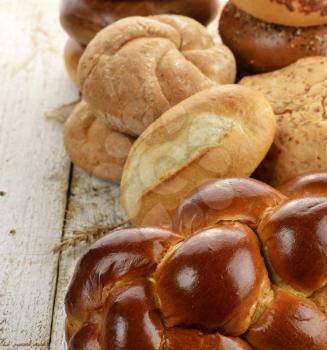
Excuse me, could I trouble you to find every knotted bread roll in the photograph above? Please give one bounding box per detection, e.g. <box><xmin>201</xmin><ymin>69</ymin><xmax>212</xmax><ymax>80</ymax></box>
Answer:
<box><xmin>65</xmin><ymin>172</ymin><xmax>327</xmax><ymax>350</ymax></box>
<box><xmin>64</xmin><ymin>101</ymin><xmax>135</xmax><ymax>182</ymax></box>
<box><xmin>120</xmin><ymin>84</ymin><xmax>276</xmax><ymax>228</ymax></box>
<box><xmin>78</xmin><ymin>15</ymin><xmax>236</xmax><ymax>136</ymax></box>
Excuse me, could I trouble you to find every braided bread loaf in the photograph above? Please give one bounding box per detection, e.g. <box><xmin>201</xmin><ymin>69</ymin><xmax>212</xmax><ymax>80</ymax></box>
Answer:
<box><xmin>78</xmin><ymin>15</ymin><xmax>236</xmax><ymax>136</ymax></box>
<box><xmin>65</xmin><ymin>172</ymin><xmax>327</xmax><ymax>349</ymax></box>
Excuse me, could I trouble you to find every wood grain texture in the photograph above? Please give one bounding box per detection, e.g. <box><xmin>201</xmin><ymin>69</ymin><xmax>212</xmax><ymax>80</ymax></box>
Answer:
<box><xmin>49</xmin><ymin>169</ymin><xmax>127</xmax><ymax>348</ymax></box>
<box><xmin>0</xmin><ymin>0</ymin><xmax>77</xmax><ymax>347</ymax></box>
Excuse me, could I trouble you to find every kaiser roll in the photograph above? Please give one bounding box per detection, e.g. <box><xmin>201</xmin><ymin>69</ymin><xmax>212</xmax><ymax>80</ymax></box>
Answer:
<box><xmin>78</xmin><ymin>15</ymin><xmax>236</xmax><ymax>136</ymax></box>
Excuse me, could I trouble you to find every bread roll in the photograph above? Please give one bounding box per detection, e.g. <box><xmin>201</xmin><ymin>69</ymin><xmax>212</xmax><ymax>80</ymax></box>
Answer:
<box><xmin>231</xmin><ymin>0</ymin><xmax>327</xmax><ymax>27</ymax></box>
<box><xmin>277</xmin><ymin>171</ymin><xmax>327</xmax><ymax>198</ymax></box>
<box><xmin>120</xmin><ymin>85</ymin><xmax>276</xmax><ymax>228</ymax></box>
<box><xmin>65</xmin><ymin>174</ymin><xmax>327</xmax><ymax>350</ymax></box>
<box><xmin>64</xmin><ymin>101</ymin><xmax>134</xmax><ymax>182</ymax></box>
<box><xmin>60</xmin><ymin>0</ymin><xmax>218</xmax><ymax>45</ymax></box>
<box><xmin>78</xmin><ymin>15</ymin><xmax>236</xmax><ymax>136</ymax></box>
<box><xmin>220</xmin><ymin>3</ymin><xmax>327</xmax><ymax>73</ymax></box>
<box><xmin>63</xmin><ymin>38</ymin><xmax>85</xmax><ymax>84</ymax></box>
<box><xmin>240</xmin><ymin>57</ymin><xmax>327</xmax><ymax>185</ymax></box>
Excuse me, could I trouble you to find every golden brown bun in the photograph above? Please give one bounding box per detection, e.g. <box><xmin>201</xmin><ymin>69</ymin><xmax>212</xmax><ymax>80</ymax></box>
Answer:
<box><xmin>277</xmin><ymin>171</ymin><xmax>327</xmax><ymax>198</ymax></box>
<box><xmin>219</xmin><ymin>3</ymin><xmax>327</xmax><ymax>73</ymax></box>
<box><xmin>60</xmin><ymin>0</ymin><xmax>218</xmax><ymax>45</ymax></box>
<box><xmin>231</xmin><ymin>0</ymin><xmax>327</xmax><ymax>27</ymax></box>
<box><xmin>247</xmin><ymin>290</ymin><xmax>327</xmax><ymax>350</ymax></box>
<box><xmin>174</xmin><ymin>177</ymin><xmax>286</xmax><ymax>237</ymax></box>
<box><xmin>66</xmin><ymin>174</ymin><xmax>327</xmax><ymax>349</ymax></box>
<box><xmin>64</xmin><ymin>101</ymin><xmax>134</xmax><ymax>182</ymax></box>
<box><xmin>65</xmin><ymin>226</ymin><xmax>267</xmax><ymax>349</ymax></box>
<box><xmin>120</xmin><ymin>85</ymin><xmax>276</xmax><ymax>229</ymax></box>
<box><xmin>240</xmin><ymin>57</ymin><xmax>327</xmax><ymax>185</ymax></box>
<box><xmin>78</xmin><ymin>15</ymin><xmax>236</xmax><ymax>136</ymax></box>
<box><xmin>258</xmin><ymin>196</ymin><xmax>327</xmax><ymax>294</ymax></box>
<box><xmin>63</xmin><ymin>37</ymin><xmax>85</xmax><ymax>84</ymax></box>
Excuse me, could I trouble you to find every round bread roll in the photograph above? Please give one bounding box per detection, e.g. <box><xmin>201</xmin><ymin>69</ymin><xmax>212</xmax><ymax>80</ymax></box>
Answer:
<box><xmin>65</xmin><ymin>174</ymin><xmax>327</xmax><ymax>349</ymax></box>
<box><xmin>64</xmin><ymin>38</ymin><xmax>85</xmax><ymax>84</ymax></box>
<box><xmin>64</xmin><ymin>101</ymin><xmax>134</xmax><ymax>182</ymax></box>
<box><xmin>277</xmin><ymin>171</ymin><xmax>327</xmax><ymax>198</ymax></box>
<box><xmin>60</xmin><ymin>0</ymin><xmax>218</xmax><ymax>45</ymax></box>
<box><xmin>219</xmin><ymin>2</ymin><xmax>327</xmax><ymax>73</ymax></box>
<box><xmin>120</xmin><ymin>85</ymin><xmax>276</xmax><ymax>228</ymax></box>
<box><xmin>78</xmin><ymin>15</ymin><xmax>236</xmax><ymax>136</ymax></box>
<box><xmin>231</xmin><ymin>0</ymin><xmax>327</xmax><ymax>27</ymax></box>
<box><xmin>240</xmin><ymin>56</ymin><xmax>327</xmax><ymax>185</ymax></box>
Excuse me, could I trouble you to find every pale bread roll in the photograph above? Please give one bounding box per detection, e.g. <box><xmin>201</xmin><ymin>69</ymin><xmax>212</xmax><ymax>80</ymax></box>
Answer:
<box><xmin>231</xmin><ymin>0</ymin><xmax>327</xmax><ymax>27</ymax></box>
<box><xmin>120</xmin><ymin>85</ymin><xmax>276</xmax><ymax>228</ymax></box>
<box><xmin>78</xmin><ymin>15</ymin><xmax>236</xmax><ymax>136</ymax></box>
<box><xmin>64</xmin><ymin>101</ymin><xmax>135</xmax><ymax>182</ymax></box>
<box><xmin>240</xmin><ymin>57</ymin><xmax>327</xmax><ymax>185</ymax></box>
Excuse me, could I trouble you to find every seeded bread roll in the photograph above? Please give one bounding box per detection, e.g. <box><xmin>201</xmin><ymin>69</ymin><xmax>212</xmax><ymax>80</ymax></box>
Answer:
<box><xmin>120</xmin><ymin>84</ymin><xmax>276</xmax><ymax>228</ymax></box>
<box><xmin>231</xmin><ymin>0</ymin><xmax>327</xmax><ymax>27</ymax></box>
<box><xmin>240</xmin><ymin>57</ymin><xmax>327</xmax><ymax>185</ymax></box>
<box><xmin>219</xmin><ymin>2</ymin><xmax>327</xmax><ymax>73</ymax></box>
<box><xmin>64</xmin><ymin>101</ymin><xmax>134</xmax><ymax>182</ymax></box>
<box><xmin>78</xmin><ymin>15</ymin><xmax>236</xmax><ymax>136</ymax></box>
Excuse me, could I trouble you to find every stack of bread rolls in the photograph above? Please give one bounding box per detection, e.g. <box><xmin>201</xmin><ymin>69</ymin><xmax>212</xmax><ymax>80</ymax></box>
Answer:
<box><xmin>65</xmin><ymin>172</ymin><xmax>327</xmax><ymax>350</ymax></box>
<box><xmin>64</xmin><ymin>14</ymin><xmax>238</xmax><ymax>182</ymax></box>
<box><xmin>60</xmin><ymin>0</ymin><xmax>218</xmax><ymax>82</ymax></box>
<box><xmin>219</xmin><ymin>0</ymin><xmax>327</xmax><ymax>72</ymax></box>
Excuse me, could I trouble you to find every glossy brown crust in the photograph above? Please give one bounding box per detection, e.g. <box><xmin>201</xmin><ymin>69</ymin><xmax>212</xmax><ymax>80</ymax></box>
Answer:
<box><xmin>219</xmin><ymin>2</ymin><xmax>327</xmax><ymax>73</ymax></box>
<box><xmin>60</xmin><ymin>0</ymin><xmax>218</xmax><ymax>45</ymax></box>
<box><xmin>100</xmin><ymin>280</ymin><xmax>164</xmax><ymax>350</ymax></box>
<box><xmin>174</xmin><ymin>178</ymin><xmax>286</xmax><ymax>237</ymax></box>
<box><xmin>247</xmin><ymin>290</ymin><xmax>327</xmax><ymax>350</ymax></box>
<box><xmin>155</xmin><ymin>224</ymin><xmax>269</xmax><ymax>335</ymax></box>
<box><xmin>67</xmin><ymin>322</ymin><xmax>100</xmax><ymax>350</ymax></box>
<box><xmin>65</xmin><ymin>227</ymin><xmax>182</xmax><ymax>329</ymax></box>
<box><xmin>277</xmin><ymin>171</ymin><xmax>327</xmax><ymax>198</ymax></box>
<box><xmin>258</xmin><ymin>197</ymin><xmax>327</xmax><ymax>293</ymax></box>
<box><xmin>64</xmin><ymin>37</ymin><xmax>85</xmax><ymax>84</ymax></box>
<box><xmin>165</xmin><ymin>329</ymin><xmax>253</xmax><ymax>350</ymax></box>
<box><xmin>66</xmin><ymin>175</ymin><xmax>327</xmax><ymax>350</ymax></box>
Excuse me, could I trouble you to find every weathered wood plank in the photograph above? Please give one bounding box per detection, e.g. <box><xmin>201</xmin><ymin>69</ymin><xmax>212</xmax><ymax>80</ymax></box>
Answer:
<box><xmin>0</xmin><ymin>0</ymin><xmax>78</xmax><ymax>347</ymax></box>
<box><xmin>49</xmin><ymin>169</ymin><xmax>127</xmax><ymax>348</ymax></box>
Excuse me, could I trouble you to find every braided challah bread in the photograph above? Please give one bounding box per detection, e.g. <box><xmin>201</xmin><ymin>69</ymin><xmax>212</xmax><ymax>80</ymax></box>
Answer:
<box><xmin>78</xmin><ymin>15</ymin><xmax>236</xmax><ymax>136</ymax></box>
<box><xmin>60</xmin><ymin>0</ymin><xmax>219</xmax><ymax>46</ymax></box>
<box><xmin>65</xmin><ymin>172</ymin><xmax>327</xmax><ymax>350</ymax></box>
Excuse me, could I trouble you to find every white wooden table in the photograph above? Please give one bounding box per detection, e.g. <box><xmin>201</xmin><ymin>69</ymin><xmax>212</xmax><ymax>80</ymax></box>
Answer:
<box><xmin>0</xmin><ymin>1</ymin><xmax>126</xmax><ymax>348</ymax></box>
<box><xmin>0</xmin><ymin>1</ymin><xmax>222</xmax><ymax>348</ymax></box>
